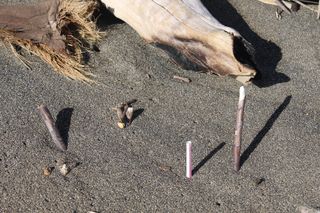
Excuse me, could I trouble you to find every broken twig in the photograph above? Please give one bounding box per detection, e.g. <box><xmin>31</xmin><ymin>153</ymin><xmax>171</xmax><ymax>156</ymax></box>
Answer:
<box><xmin>233</xmin><ymin>86</ymin><xmax>246</xmax><ymax>172</ymax></box>
<box><xmin>173</xmin><ymin>75</ymin><xmax>191</xmax><ymax>83</ymax></box>
<box><xmin>38</xmin><ymin>105</ymin><xmax>67</xmax><ymax>151</ymax></box>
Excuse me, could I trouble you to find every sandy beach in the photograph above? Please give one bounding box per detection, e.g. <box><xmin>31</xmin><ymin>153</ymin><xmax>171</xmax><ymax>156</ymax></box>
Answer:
<box><xmin>0</xmin><ymin>0</ymin><xmax>319</xmax><ymax>212</ymax></box>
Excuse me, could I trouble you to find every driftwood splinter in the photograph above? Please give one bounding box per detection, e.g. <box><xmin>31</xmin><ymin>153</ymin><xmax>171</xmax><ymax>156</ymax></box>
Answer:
<box><xmin>233</xmin><ymin>86</ymin><xmax>246</xmax><ymax>172</ymax></box>
<box><xmin>38</xmin><ymin>105</ymin><xmax>67</xmax><ymax>151</ymax></box>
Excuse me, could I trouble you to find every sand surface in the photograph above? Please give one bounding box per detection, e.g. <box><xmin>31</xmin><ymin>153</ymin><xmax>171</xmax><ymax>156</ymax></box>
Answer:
<box><xmin>0</xmin><ymin>0</ymin><xmax>319</xmax><ymax>212</ymax></box>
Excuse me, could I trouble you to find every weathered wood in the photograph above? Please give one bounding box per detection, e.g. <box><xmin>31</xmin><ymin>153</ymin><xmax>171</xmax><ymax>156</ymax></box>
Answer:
<box><xmin>102</xmin><ymin>0</ymin><xmax>257</xmax><ymax>84</ymax></box>
<box><xmin>38</xmin><ymin>105</ymin><xmax>67</xmax><ymax>151</ymax></box>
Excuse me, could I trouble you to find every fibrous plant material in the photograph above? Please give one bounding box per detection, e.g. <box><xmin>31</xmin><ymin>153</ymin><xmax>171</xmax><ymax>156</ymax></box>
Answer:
<box><xmin>0</xmin><ymin>0</ymin><xmax>102</xmax><ymax>82</ymax></box>
<box><xmin>102</xmin><ymin>0</ymin><xmax>258</xmax><ymax>84</ymax></box>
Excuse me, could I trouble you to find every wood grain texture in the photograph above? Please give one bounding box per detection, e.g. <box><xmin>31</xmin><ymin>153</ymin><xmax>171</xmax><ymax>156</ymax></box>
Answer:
<box><xmin>102</xmin><ymin>0</ymin><xmax>257</xmax><ymax>84</ymax></box>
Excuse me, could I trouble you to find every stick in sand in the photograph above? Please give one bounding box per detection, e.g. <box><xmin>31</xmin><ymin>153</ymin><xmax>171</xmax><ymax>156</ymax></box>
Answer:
<box><xmin>38</xmin><ymin>105</ymin><xmax>67</xmax><ymax>151</ymax></box>
<box><xmin>233</xmin><ymin>86</ymin><xmax>246</xmax><ymax>172</ymax></box>
<box><xmin>317</xmin><ymin>0</ymin><xmax>320</xmax><ymax>19</ymax></box>
<box><xmin>186</xmin><ymin>141</ymin><xmax>192</xmax><ymax>179</ymax></box>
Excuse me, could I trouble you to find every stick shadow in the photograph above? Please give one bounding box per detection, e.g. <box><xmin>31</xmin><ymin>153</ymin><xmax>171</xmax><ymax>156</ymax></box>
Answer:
<box><xmin>202</xmin><ymin>0</ymin><xmax>290</xmax><ymax>87</ymax></box>
<box><xmin>131</xmin><ymin>108</ymin><xmax>144</xmax><ymax>124</ymax></box>
<box><xmin>192</xmin><ymin>142</ymin><xmax>226</xmax><ymax>175</ymax></box>
<box><xmin>240</xmin><ymin>96</ymin><xmax>292</xmax><ymax>168</ymax></box>
<box><xmin>56</xmin><ymin>108</ymin><xmax>74</xmax><ymax>149</ymax></box>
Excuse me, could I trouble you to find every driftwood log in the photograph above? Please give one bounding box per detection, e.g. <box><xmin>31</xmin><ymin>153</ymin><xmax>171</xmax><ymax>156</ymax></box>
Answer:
<box><xmin>101</xmin><ymin>0</ymin><xmax>257</xmax><ymax>84</ymax></box>
<box><xmin>0</xmin><ymin>0</ymin><xmax>260</xmax><ymax>83</ymax></box>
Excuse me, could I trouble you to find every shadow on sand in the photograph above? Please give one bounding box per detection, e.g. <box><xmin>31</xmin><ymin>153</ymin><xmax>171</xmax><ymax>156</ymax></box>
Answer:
<box><xmin>202</xmin><ymin>0</ymin><xmax>290</xmax><ymax>87</ymax></box>
<box><xmin>240</xmin><ymin>96</ymin><xmax>292</xmax><ymax>168</ymax></box>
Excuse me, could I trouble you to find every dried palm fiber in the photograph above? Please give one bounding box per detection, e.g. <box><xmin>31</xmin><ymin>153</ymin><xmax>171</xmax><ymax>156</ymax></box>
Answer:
<box><xmin>0</xmin><ymin>0</ymin><xmax>102</xmax><ymax>83</ymax></box>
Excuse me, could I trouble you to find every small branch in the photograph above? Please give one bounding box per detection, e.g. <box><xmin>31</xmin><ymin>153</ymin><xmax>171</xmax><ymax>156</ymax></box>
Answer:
<box><xmin>317</xmin><ymin>0</ymin><xmax>320</xmax><ymax>19</ymax></box>
<box><xmin>38</xmin><ymin>105</ymin><xmax>67</xmax><ymax>151</ymax></box>
<box><xmin>173</xmin><ymin>75</ymin><xmax>191</xmax><ymax>83</ymax></box>
<box><xmin>233</xmin><ymin>86</ymin><xmax>246</xmax><ymax>172</ymax></box>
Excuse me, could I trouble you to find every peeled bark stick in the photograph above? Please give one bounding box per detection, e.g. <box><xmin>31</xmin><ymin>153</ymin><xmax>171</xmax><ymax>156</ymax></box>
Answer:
<box><xmin>38</xmin><ymin>105</ymin><xmax>67</xmax><ymax>151</ymax></box>
<box><xmin>186</xmin><ymin>141</ymin><xmax>192</xmax><ymax>179</ymax></box>
<box><xmin>233</xmin><ymin>86</ymin><xmax>246</xmax><ymax>172</ymax></box>
<box><xmin>173</xmin><ymin>75</ymin><xmax>191</xmax><ymax>83</ymax></box>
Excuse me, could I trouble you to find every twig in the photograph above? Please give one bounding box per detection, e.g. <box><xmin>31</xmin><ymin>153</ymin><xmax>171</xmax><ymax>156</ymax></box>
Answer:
<box><xmin>38</xmin><ymin>105</ymin><xmax>67</xmax><ymax>151</ymax></box>
<box><xmin>317</xmin><ymin>0</ymin><xmax>320</xmax><ymax>19</ymax></box>
<box><xmin>186</xmin><ymin>141</ymin><xmax>192</xmax><ymax>179</ymax></box>
<box><xmin>173</xmin><ymin>75</ymin><xmax>191</xmax><ymax>83</ymax></box>
<box><xmin>233</xmin><ymin>86</ymin><xmax>246</xmax><ymax>172</ymax></box>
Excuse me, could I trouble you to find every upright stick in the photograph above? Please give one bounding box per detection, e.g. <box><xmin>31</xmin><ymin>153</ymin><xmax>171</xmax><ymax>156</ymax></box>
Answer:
<box><xmin>38</xmin><ymin>105</ymin><xmax>67</xmax><ymax>151</ymax></box>
<box><xmin>317</xmin><ymin>0</ymin><xmax>320</xmax><ymax>19</ymax></box>
<box><xmin>233</xmin><ymin>86</ymin><xmax>246</xmax><ymax>172</ymax></box>
<box><xmin>186</xmin><ymin>141</ymin><xmax>192</xmax><ymax>179</ymax></box>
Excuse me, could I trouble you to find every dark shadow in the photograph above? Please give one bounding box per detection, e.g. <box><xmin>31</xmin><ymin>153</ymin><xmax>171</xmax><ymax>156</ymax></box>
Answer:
<box><xmin>131</xmin><ymin>108</ymin><xmax>144</xmax><ymax>123</ymax></box>
<box><xmin>202</xmin><ymin>0</ymin><xmax>290</xmax><ymax>87</ymax></box>
<box><xmin>56</xmin><ymin>108</ymin><xmax>74</xmax><ymax>148</ymax></box>
<box><xmin>240</xmin><ymin>96</ymin><xmax>292</xmax><ymax>168</ymax></box>
<box><xmin>94</xmin><ymin>1</ymin><xmax>124</xmax><ymax>31</ymax></box>
<box><xmin>192</xmin><ymin>142</ymin><xmax>225</xmax><ymax>175</ymax></box>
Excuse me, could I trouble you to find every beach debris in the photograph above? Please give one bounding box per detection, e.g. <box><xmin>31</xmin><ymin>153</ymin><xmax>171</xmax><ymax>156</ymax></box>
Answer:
<box><xmin>59</xmin><ymin>164</ymin><xmax>70</xmax><ymax>176</ymax></box>
<box><xmin>38</xmin><ymin>105</ymin><xmax>67</xmax><ymax>151</ymax></box>
<box><xmin>101</xmin><ymin>0</ymin><xmax>257</xmax><ymax>84</ymax></box>
<box><xmin>173</xmin><ymin>75</ymin><xmax>191</xmax><ymax>83</ymax></box>
<box><xmin>299</xmin><ymin>206</ymin><xmax>320</xmax><ymax>213</ymax></box>
<box><xmin>258</xmin><ymin>0</ymin><xmax>320</xmax><ymax>19</ymax></box>
<box><xmin>159</xmin><ymin>164</ymin><xmax>172</xmax><ymax>172</ymax></box>
<box><xmin>233</xmin><ymin>86</ymin><xmax>246</xmax><ymax>172</ymax></box>
<box><xmin>126</xmin><ymin>107</ymin><xmax>134</xmax><ymax>125</ymax></box>
<box><xmin>112</xmin><ymin>99</ymin><xmax>137</xmax><ymax>128</ymax></box>
<box><xmin>254</xmin><ymin>177</ymin><xmax>266</xmax><ymax>186</ymax></box>
<box><xmin>0</xmin><ymin>0</ymin><xmax>102</xmax><ymax>82</ymax></box>
<box><xmin>186</xmin><ymin>141</ymin><xmax>192</xmax><ymax>179</ymax></box>
<box><xmin>43</xmin><ymin>166</ymin><xmax>54</xmax><ymax>176</ymax></box>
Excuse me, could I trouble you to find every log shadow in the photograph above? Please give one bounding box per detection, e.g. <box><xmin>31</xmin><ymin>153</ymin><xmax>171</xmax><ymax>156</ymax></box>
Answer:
<box><xmin>192</xmin><ymin>142</ymin><xmax>225</xmax><ymax>175</ymax></box>
<box><xmin>240</xmin><ymin>96</ymin><xmax>292</xmax><ymax>168</ymax></box>
<box><xmin>95</xmin><ymin>1</ymin><xmax>124</xmax><ymax>31</ymax></box>
<box><xmin>202</xmin><ymin>0</ymin><xmax>290</xmax><ymax>87</ymax></box>
<box><xmin>56</xmin><ymin>108</ymin><xmax>74</xmax><ymax>149</ymax></box>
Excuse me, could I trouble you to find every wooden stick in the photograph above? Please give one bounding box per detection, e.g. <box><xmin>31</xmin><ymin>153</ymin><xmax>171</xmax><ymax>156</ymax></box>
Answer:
<box><xmin>186</xmin><ymin>141</ymin><xmax>192</xmax><ymax>179</ymax></box>
<box><xmin>173</xmin><ymin>75</ymin><xmax>191</xmax><ymax>83</ymax></box>
<box><xmin>38</xmin><ymin>105</ymin><xmax>67</xmax><ymax>151</ymax></box>
<box><xmin>317</xmin><ymin>0</ymin><xmax>320</xmax><ymax>19</ymax></box>
<box><xmin>233</xmin><ymin>86</ymin><xmax>246</xmax><ymax>172</ymax></box>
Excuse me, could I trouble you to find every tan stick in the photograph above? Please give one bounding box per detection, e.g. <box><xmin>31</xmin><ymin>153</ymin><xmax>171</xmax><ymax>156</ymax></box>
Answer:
<box><xmin>233</xmin><ymin>86</ymin><xmax>246</xmax><ymax>172</ymax></box>
<box><xmin>38</xmin><ymin>105</ymin><xmax>67</xmax><ymax>151</ymax></box>
<box><xmin>173</xmin><ymin>75</ymin><xmax>191</xmax><ymax>83</ymax></box>
<box><xmin>317</xmin><ymin>0</ymin><xmax>320</xmax><ymax>19</ymax></box>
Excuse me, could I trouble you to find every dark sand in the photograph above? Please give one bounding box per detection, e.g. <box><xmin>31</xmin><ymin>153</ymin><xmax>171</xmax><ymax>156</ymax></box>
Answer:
<box><xmin>0</xmin><ymin>0</ymin><xmax>319</xmax><ymax>212</ymax></box>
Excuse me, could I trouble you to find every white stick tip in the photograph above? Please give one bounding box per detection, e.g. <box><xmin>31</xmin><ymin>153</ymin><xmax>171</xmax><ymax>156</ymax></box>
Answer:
<box><xmin>186</xmin><ymin>141</ymin><xmax>192</xmax><ymax>145</ymax></box>
<box><xmin>239</xmin><ymin>86</ymin><xmax>245</xmax><ymax>101</ymax></box>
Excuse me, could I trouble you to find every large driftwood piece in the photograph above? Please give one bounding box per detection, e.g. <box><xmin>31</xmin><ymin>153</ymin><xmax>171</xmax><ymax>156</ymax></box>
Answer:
<box><xmin>102</xmin><ymin>0</ymin><xmax>257</xmax><ymax>84</ymax></box>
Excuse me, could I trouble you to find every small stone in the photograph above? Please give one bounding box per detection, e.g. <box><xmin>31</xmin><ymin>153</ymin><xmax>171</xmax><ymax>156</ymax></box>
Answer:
<box><xmin>117</xmin><ymin>122</ymin><xmax>126</xmax><ymax>129</ymax></box>
<box><xmin>43</xmin><ymin>166</ymin><xmax>54</xmax><ymax>176</ymax></box>
<box><xmin>59</xmin><ymin>164</ymin><xmax>70</xmax><ymax>176</ymax></box>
